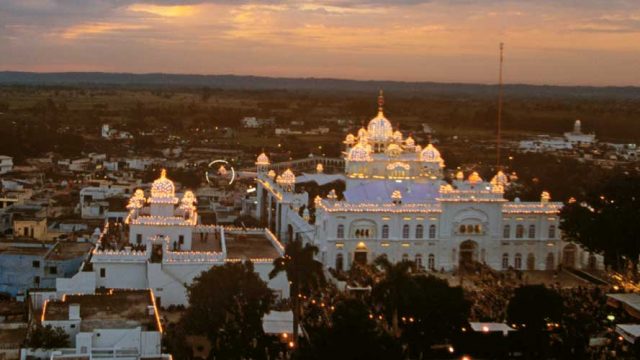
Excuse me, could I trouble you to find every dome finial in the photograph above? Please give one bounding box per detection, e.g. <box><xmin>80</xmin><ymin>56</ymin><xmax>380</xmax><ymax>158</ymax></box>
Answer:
<box><xmin>160</xmin><ymin>168</ymin><xmax>167</xmax><ymax>178</ymax></box>
<box><xmin>377</xmin><ymin>89</ymin><xmax>384</xmax><ymax>113</ymax></box>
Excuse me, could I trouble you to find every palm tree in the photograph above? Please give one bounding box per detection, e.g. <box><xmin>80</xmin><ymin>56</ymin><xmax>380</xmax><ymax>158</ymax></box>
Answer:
<box><xmin>269</xmin><ymin>238</ymin><xmax>325</xmax><ymax>345</ymax></box>
<box><xmin>371</xmin><ymin>255</ymin><xmax>415</xmax><ymax>337</ymax></box>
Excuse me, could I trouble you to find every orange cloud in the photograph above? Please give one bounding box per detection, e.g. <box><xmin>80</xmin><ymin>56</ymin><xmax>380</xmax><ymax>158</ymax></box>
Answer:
<box><xmin>61</xmin><ymin>22</ymin><xmax>149</xmax><ymax>39</ymax></box>
<box><xmin>127</xmin><ymin>4</ymin><xmax>197</xmax><ymax>18</ymax></box>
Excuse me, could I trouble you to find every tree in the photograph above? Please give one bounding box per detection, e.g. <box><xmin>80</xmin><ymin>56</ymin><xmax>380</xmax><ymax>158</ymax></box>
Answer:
<box><xmin>507</xmin><ymin>285</ymin><xmax>563</xmax><ymax>359</ymax></box>
<box><xmin>560</xmin><ymin>174</ymin><xmax>640</xmax><ymax>271</ymax></box>
<box><xmin>401</xmin><ymin>275</ymin><xmax>470</xmax><ymax>358</ymax></box>
<box><xmin>371</xmin><ymin>256</ymin><xmax>415</xmax><ymax>337</ymax></box>
<box><xmin>184</xmin><ymin>261</ymin><xmax>275</xmax><ymax>359</ymax></box>
<box><xmin>269</xmin><ymin>239</ymin><xmax>325</xmax><ymax>345</ymax></box>
<box><xmin>25</xmin><ymin>324</ymin><xmax>70</xmax><ymax>349</ymax></box>
<box><xmin>294</xmin><ymin>298</ymin><xmax>401</xmax><ymax>360</ymax></box>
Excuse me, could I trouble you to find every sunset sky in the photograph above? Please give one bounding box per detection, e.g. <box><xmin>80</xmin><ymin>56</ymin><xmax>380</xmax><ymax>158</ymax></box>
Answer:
<box><xmin>1</xmin><ymin>0</ymin><xmax>639</xmax><ymax>85</ymax></box>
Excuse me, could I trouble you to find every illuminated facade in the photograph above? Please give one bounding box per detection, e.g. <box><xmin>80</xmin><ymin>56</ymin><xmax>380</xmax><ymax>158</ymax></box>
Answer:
<box><xmin>256</xmin><ymin>93</ymin><xmax>602</xmax><ymax>272</ymax></box>
<box><xmin>59</xmin><ymin>171</ymin><xmax>289</xmax><ymax>306</ymax></box>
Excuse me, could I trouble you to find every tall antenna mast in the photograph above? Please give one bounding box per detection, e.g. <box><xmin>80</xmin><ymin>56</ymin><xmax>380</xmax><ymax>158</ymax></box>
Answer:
<box><xmin>496</xmin><ymin>42</ymin><xmax>504</xmax><ymax>169</ymax></box>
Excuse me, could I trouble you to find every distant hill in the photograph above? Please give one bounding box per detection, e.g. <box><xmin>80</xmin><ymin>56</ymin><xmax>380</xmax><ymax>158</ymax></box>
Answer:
<box><xmin>1</xmin><ymin>71</ymin><xmax>639</xmax><ymax>99</ymax></box>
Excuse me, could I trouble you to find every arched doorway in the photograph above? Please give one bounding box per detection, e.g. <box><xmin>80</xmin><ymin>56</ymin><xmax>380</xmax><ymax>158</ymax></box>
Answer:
<box><xmin>562</xmin><ymin>244</ymin><xmax>577</xmax><ymax>268</ymax></box>
<box><xmin>545</xmin><ymin>253</ymin><xmax>555</xmax><ymax>271</ymax></box>
<box><xmin>527</xmin><ymin>253</ymin><xmax>536</xmax><ymax>270</ymax></box>
<box><xmin>354</xmin><ymin>242</ymin><xmax>368</xmax><ymax>265</ymax></box>
<box><xmin>459</xmin><ymin>240</ymin><xmax>478</xmax><ymax>268</ymax></box>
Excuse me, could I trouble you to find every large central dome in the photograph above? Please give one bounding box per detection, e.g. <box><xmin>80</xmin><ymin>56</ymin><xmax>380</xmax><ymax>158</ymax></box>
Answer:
<box><xmin>367</xmin><ymin>90</ymin><xmax>394</xmax><ymax>147</ymax></box>
<box><xmin>150</xmin><ymin>169</ymin><xmax>177</xmax><ymax>203</ymax></box>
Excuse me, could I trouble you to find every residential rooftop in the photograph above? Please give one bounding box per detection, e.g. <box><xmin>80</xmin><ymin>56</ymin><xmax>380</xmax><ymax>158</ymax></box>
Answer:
<box><xmin>43</xmin><ymin>289</ymin><xmax>160</xmax><ymax>332</ymax></box>
<box><xmin>224</xmin><ymin>231</ymin><xmax>280</xmax><ymax>260</ymax></box>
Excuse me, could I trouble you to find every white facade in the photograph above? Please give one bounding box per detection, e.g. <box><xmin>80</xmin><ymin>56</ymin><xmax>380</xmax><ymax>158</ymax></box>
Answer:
<box><xmin>0</xmin><ymin>155</ymin><xmax>13</xmax><ymax>174</ymax></box>
<box><xmin>84</xmin><ymin>171</ymin><xmax>289</xmax><ymax>307</ymax></box>
<box><xmin>79</xmin><ymin>187</ymin><xmax>126</xmax><ymax>219</ymax></box>
<box><xmin>256</xmin><ymin>93</ymin><xmax>602</xmax><ymax>273</ymax></box>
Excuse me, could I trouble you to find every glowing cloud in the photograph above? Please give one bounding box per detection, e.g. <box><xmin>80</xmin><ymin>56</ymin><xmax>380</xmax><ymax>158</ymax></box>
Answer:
<box><xmin>128</xmin><ymin>4</ymin><xmax>197</xmax><ymax>18</ymax></box>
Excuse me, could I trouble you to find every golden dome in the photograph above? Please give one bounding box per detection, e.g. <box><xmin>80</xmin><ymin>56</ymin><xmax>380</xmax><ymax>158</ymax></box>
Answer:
<box><xmin>256</xmin><ymin>152</ymin><xmax>270</xmax><ymax>166</ymax></box>
<box><xmin>150</xmin><ymin>169</ymin><xmax>176</xmax><ymax>199</ymax></box>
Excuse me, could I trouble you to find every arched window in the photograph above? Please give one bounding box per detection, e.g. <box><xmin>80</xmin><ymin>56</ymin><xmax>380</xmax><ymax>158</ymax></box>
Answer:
<box><xmin>466</xmin><ymin>224</ymin><xmax>474</xmax><ymax>234</ymax></box>
<box><xmin>415</xmin><ymin>254</ymin><xmax>423</xmax><ymax>269</ymax></box>
<box><xmin>474</xmin><ymin>224</ymin><xmax>481</xmax><ymax>234</ymax></box>
<box><xmin>382</xmin><ymin>224</ymin><xmax>389</xmax><ymax>239</ymax></box>
<box><xmin>503</xmin><ymin>225</ymin><xmax>510</xmax><ymax>238</ymax></box>
<box><xmin>459</xmin><ymin>225</ymin><xmax>466</xmax><ymax>234</ymax></box>
<box><xmin>515</xmin><ymin>224</ymin><xmax>524</xmax><ymax>239</ymax></box>
<box><xmin>545</xmin><ymin>252</ymin><xmax>555</xmax><ymax>271</ymax></box>
<box><xmin>415</xmin><ymin>225</ymin><xmax>424</xmax><ymax>239</ymax></box>
<box><xmin>335</xmin><ymin>253</ymin><xmax>344</xmax><ymax>271</ymax></box>
<box><xmin>528</xmin><ymin>225</ymin><xmax>536</xmax><ymax>239</ymax></box>
<box><xmin>428</xmin><ymin>254</ymin><xmax>435</xmax><ymax>270</ymax></box>
<box><xmin>548</xmin><ymin>225</ymin><xmax>556</xmax><ymax>239</ymax></box>
<box><xmin>402</xmin><ymin>224</ymin><xmax>410</xmax><ymax>239</ymax></box>
<box><xmin>514</xmin><ymin>253</ymin><xmax>522</xmax><ymax>270</ymax></box>
<box><xmin>429</xmin><ymin>224</ymin><xmax>436</xmax><ymax>239</ymax></box>
<box><xmin>402</xmin><ymin>254</ymin><xmax>409</xmax><ymax>262</ymax></box>
<box><xmin>337</xmin><ymin>224</ymin><xmax>344</xmax><ymax>239</ymax></box>
<box><xmin>502</xmin><ymin>253</ymin><xmax>509</xmax><ymax>270</ymax></box>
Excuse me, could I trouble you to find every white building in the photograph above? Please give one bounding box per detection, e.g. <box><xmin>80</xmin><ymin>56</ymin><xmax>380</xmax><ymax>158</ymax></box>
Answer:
<box><xmin>0</xmin><ymin>155</ymin><xmax>14</xmax><ymax>174</ymax></box>
<box><xmin>37</xmin><ymin>289</ymin><xmax>170</xmax><ymax>360</ymax></box>
<box><xmin>61</xmin><ymin>170</ymin><xmax>289</xmax><ymax>307</ymax></box>
<box><xmin>519</xmin><ymin>120</ymin><xmax>596</xmax><ymax>153</ymax></box>
<box><xmin>79</xmin><ymin>187</ymin><xmax>126</xmax><ymax>219</ymax></box>
<box><xmin>256</xmin><ymin>92</ymin><xmax>601</xmax><ymax>273</ymax></box>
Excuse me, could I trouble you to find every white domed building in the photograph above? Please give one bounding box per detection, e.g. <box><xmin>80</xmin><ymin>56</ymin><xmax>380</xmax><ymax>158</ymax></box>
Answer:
<box><xmin>255</xmin><ymin>92</ymin><xmax>602</xmax><ymax>273</ymax></box>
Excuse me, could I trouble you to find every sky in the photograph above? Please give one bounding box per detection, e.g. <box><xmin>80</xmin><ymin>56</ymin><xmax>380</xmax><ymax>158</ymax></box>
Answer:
<box><xmin>1</xmin><ymin>0</ymin><xmax>639</xmax><ymax>86</ymax></box>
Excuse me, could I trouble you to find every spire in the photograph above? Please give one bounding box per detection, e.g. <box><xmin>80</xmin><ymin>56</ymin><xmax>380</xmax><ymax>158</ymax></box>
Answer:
<box><xmin>160</xmin><ymin>168</ymin><xmax>167</xmax><ymax>179</ymax></box>
<box><xmin>377</xmin><ymin>89</ymin><xmax>384</xmax><ymax>113</ymax></box>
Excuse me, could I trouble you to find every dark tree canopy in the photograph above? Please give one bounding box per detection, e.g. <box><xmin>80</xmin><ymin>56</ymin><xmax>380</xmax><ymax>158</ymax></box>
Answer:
<box><xmin>560</xmin><ymin>174</ymin><xmax>640</xmax><ymax>270</ymax></box>
<box><xmin>295</xmin><ymin>298</ymin><xmax>401</xmax><ymax>360</ymax></box>
<box><xmin>184</xmin><ymin>261</ymin><xmax>275</xmax><ymax>359</ymax></box>
<box><xmin>507</xmin><ymin>285</ymin><xmax>563</xmax><ymax>331</ymax></box>
<box><xmin>25</xmin><ymin>324</ymin><xmax>70</xmax><ymax>349</ymax></box>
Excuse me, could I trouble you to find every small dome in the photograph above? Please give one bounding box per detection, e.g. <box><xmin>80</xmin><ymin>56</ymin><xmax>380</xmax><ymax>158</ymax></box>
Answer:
<box><xmin>490</xmin><ymin>170</ymin><xmax>509</xmax><ymax>186</ymax></box>
<box><xmin>344</xmin><ymin>133</ymin><xmax>356</xmax><ymax>145</ymax></box>
<box><xmin>468</xmin><ymin>171</ymin><xmax>483</xmax><ymax>184</ymax></box>
<box><xmin>256</xmin><ymin>152</ymin><xmax>270</xmax><ymax>166</ymax></box>
<box><xmin>385</xmin><ymin>143</ymin><xmax>403</xmax><ymax>157</ymax></box>
<box><xmin>391</xmin><ymin>190</ymin><xmax>402</xmax><ymax>200</ymax></box>
<box><xmin>348</xmin><ymin>144</ymin><xmax>372</xmax><ymax>162</ymax></box>
<box><xmin>267</xmin><ymin>170</ymin><xmax>276</xmax><ymax>179</ymax></box>
<box><xmin>357</xmin><ymin>127</ymin><xmax>368</xmax><ymax>139</ymax></box>
<box><xmin>420</xmin><ymin>144</ymin><xmax>442</xmax><ymax>162</ymax></box>
<box><xmin>393</xmin><ymin>130</ymin><xmax>403</xmax><ymax>141</ymax></box>
<box><xmin>405</xmin><ymin>136</ymin><xmax>415</xmax><ymax>147</ymax></box>
<box><xmin>277</xmin><ymin>169</ymin><xmax>296</xmax><ymax>187</ymax></box>
<box><xmin>180</xmin><ymin>190</ymin><xmax>197</xmax><ymax>211</ymax></box>
<box><xmin>541</xmin><ymin>191</ymin><xmax>551</xmax><ymax>202</ymax></box>
<box><xmin>455</xmin><ymin>171</ymin><xmax>464</xmax><ymax>180</ymax></box>
<box><xmin>150</xmin><ymin>169</ymin><xmax>176</xmax><ymax>199</ymax></box>
<box><xmin>316</xmin><ymin>163</ymin><xmax>324</xmax><ymax>173</ymax></box>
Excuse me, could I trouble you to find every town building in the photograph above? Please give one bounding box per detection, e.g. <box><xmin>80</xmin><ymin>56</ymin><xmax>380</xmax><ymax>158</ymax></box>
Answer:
<box><xmin>37</xmin><ymin>289</ymin><xmax>170</xmax><ymax>360</ymax></box>
<box><xmin>255</xmin><ymin>92</ymin><xmax>601</xmax><ymax>273</ymax></box>
<box><xmin>0</xmin><ymin>156</ymin><xmax>13</xmax><ymax>174</ymax></box>
<box><xmin>59</xmin><ymin>170</ymin><xmax>289</xmax><ymax>307</ymax></box>
<box><xmin>0</xmin><ymin>240</ymin><xmax>92</xmax><ymax>296</ymax></box>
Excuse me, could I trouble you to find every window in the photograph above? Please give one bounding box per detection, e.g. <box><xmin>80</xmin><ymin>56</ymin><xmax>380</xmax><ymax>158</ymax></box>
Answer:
<box><xmin>402</xmin><ymin>224</ymin><xmax>410</xmax><ymax>239</ymax></box>
<box><xmin>428</xmin><ymin>254</ymin><xmax>435</xmax><ymax>270</ymax></box>
<box><xmin>548</xmin><ymin>225</ymin><xmax>556</xmax><ymax>239</ymax></box>
<box><xmin>100</xmin><ymin>268</ymin><xmax>106</xmax><ymax>278</ymax></box>
<box><xmin>335</xmin><ymin>253</ymin><xmax>344</xmax><ymax>271</ymax></box>
<box><xmin>415</xmin><ymin>254</ymin><xmax>423</xmax><ymax>269</ymax></box>
<box><xmin>528</xmin><ymin>225</ymin><xmax>536</xmax><ymax>238</ymax></box>
<box><xmin>459</xmin><ymin>225</ymin><xmax>466</xmax><ymax>234</ymax></box>
<box><xmin>402</xmin><ymin>254</ymin><xmax>409</xmax><ymax>262</ymax></box>
<box><xmin>515</xmin><ymin>225</ymin><xmax>524</xmax><ymax>239</ymax></box>
<box><xmin>34</xmin><ymin>276</ymin><xmax>40</xmax><ymax>285</ymax></box>
<box><xmin>337</xmin><ymin>224</ymin><xmax>344</xmax><ymax>239</ymax></box>
<box><xmin>32</xmin><ymin>260</ymin><xmax>40</xmax><ymax>268</ymax></box>
<box><xmin>466</xmin><ymin>224</ymin><xmax>474</xmax><ymax>234</ymax></box>
<box><xmin>49</xmin><ymin>266</ymin><xmax>57</xmax><ymax>275</ymax></box>
<box><xmin>178</xmin><ymin>235</ymin><xmax>184</xmax><ymax>244</ymax></box>
<box><xmin>514</xmin><ymin>253</ymin><xmax>522</xmax><ymax>270</ymax></box>
<box><xmin>503</xmin><ymin>225</ymin><xmax>511</xmax><ymax>238</ymax></box>
<box><xmin>429</xmin><ymin>224</ymin><xmax>436</xmax><ymax>239</ymax></box>
<box><xmin>382</xmin><ymin>225</ymin><xmax>389</xmax><ymax>239</ymax></box>
<box><xmin>415</xmin><ymin>225</ymin><xmax>424</xmax><ymax>239</ymax></box>
<box><xmin>502</xmin><ymin>253</ymin><xmax>509</xmax><ymax>270</ymax></box>
<box><xmin>136</xmin><ymin>234</ymin><xmax>142</xmax><ymax>244</ymax></box>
